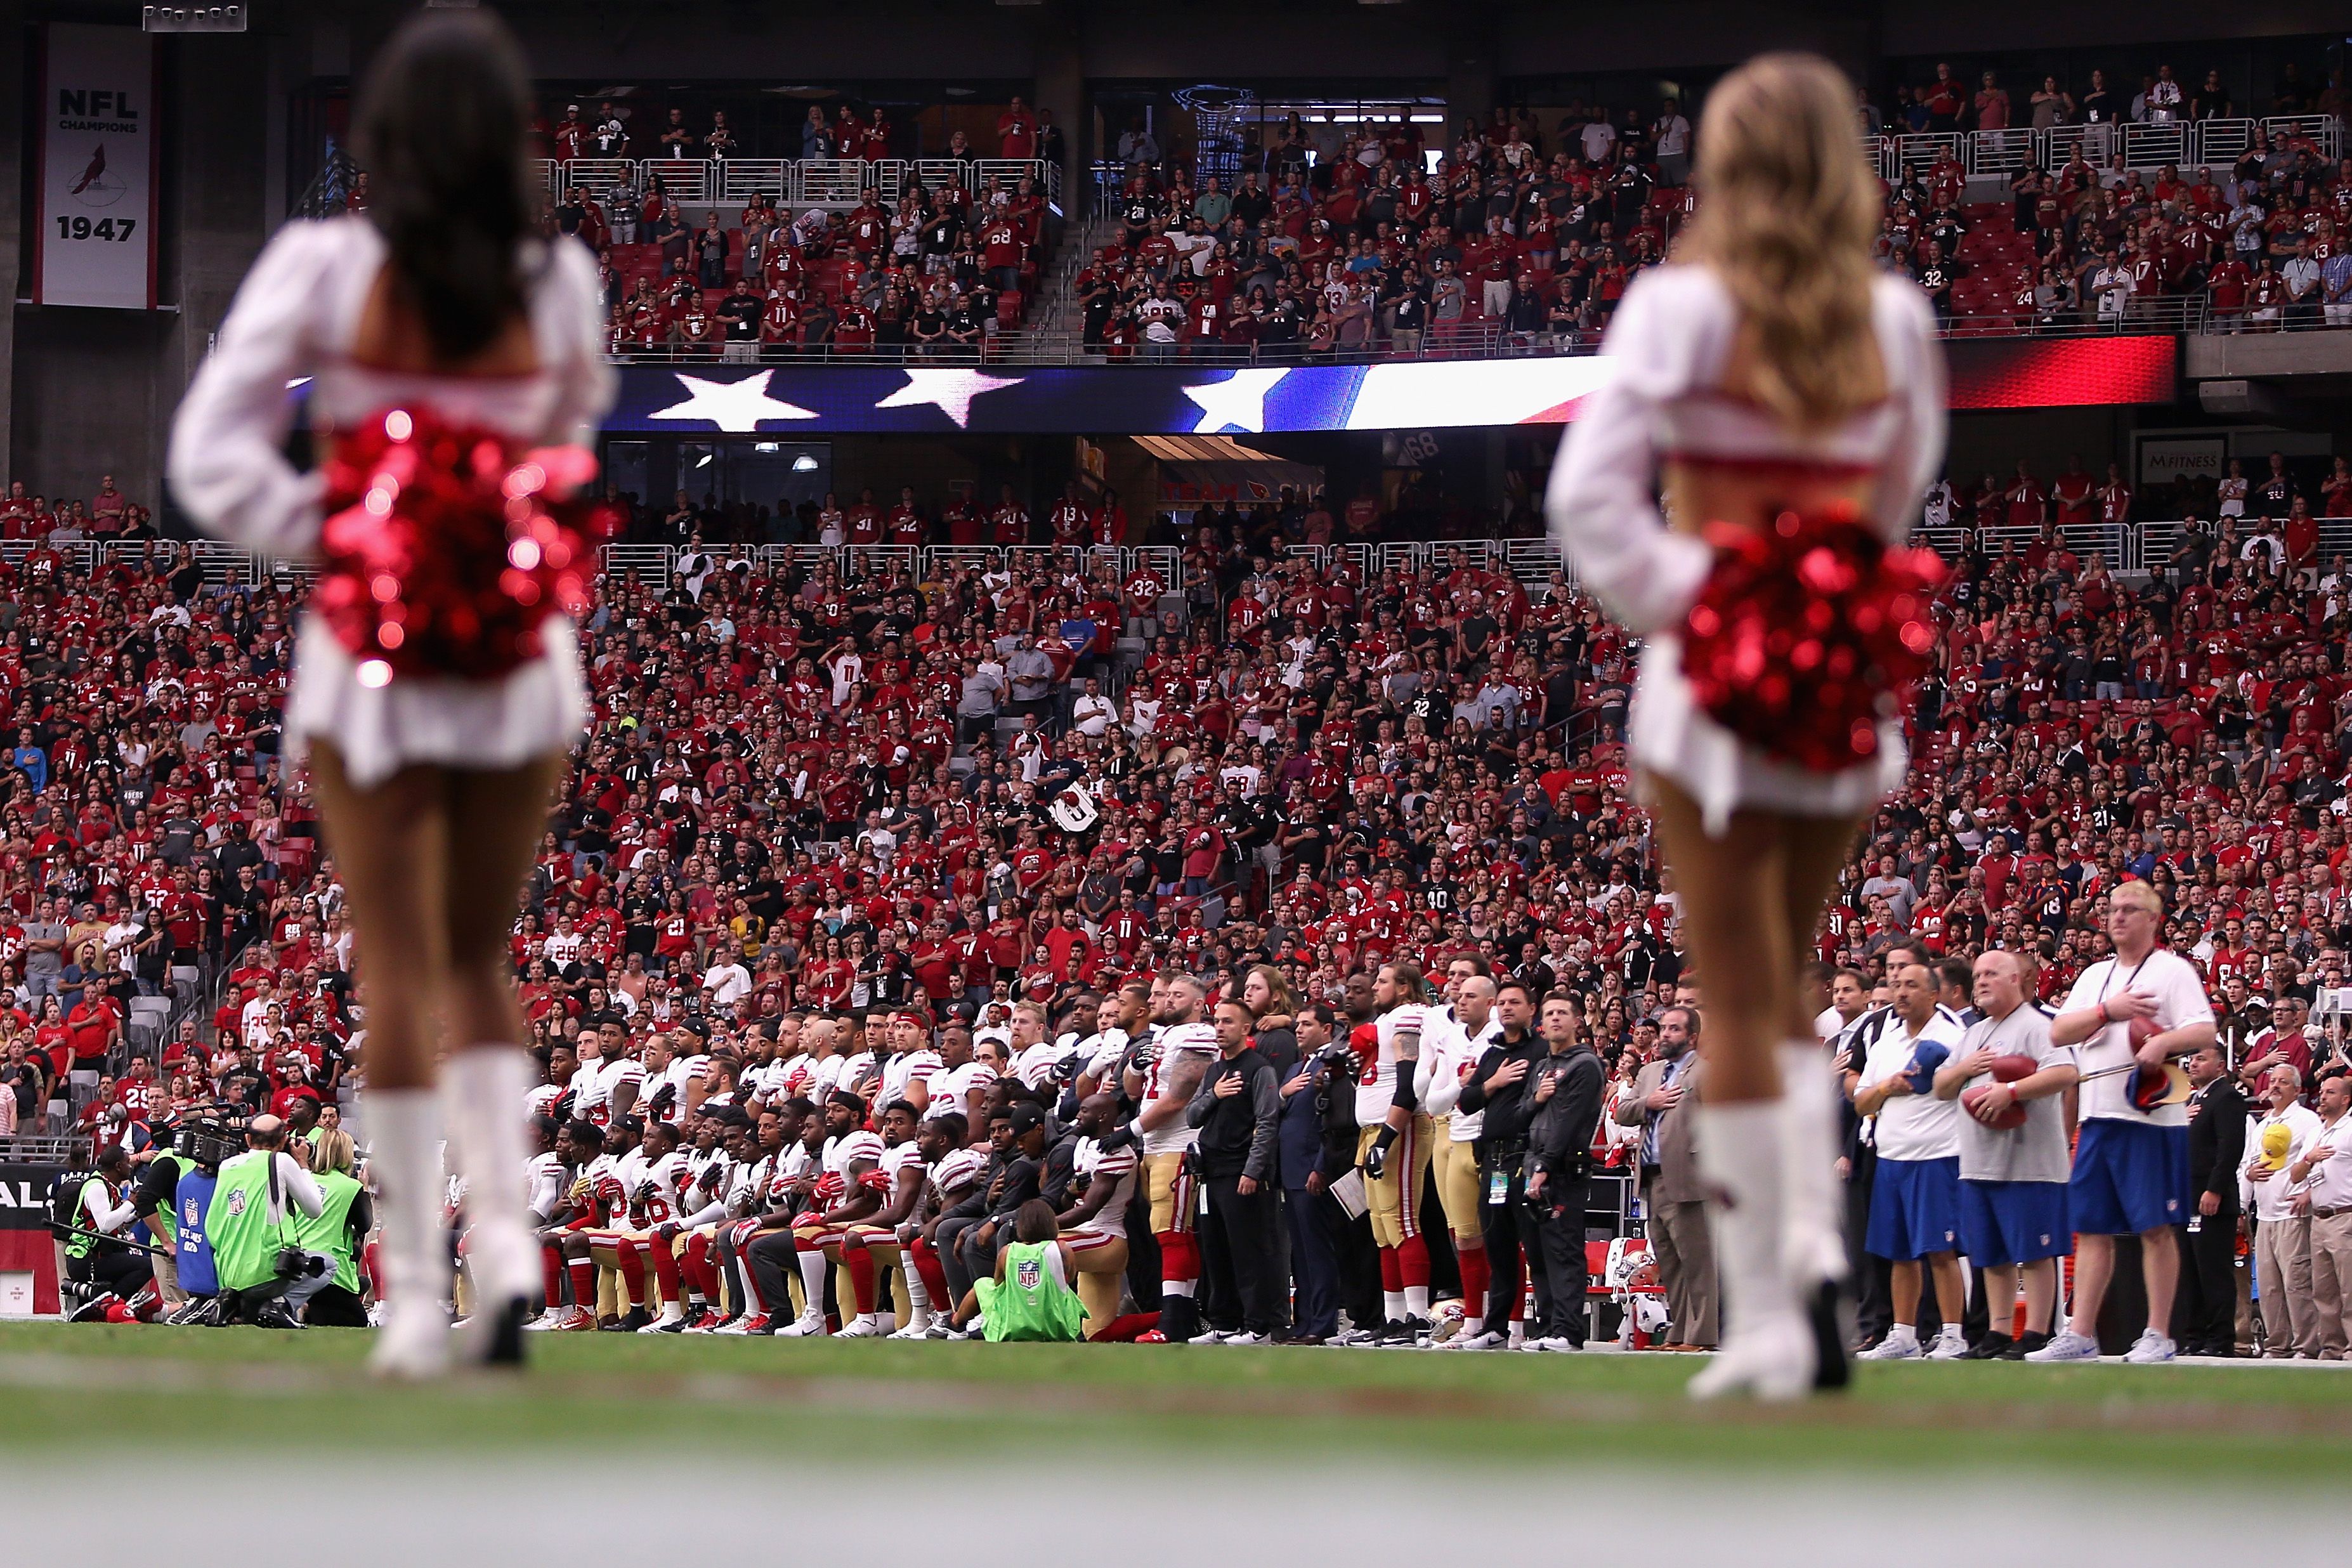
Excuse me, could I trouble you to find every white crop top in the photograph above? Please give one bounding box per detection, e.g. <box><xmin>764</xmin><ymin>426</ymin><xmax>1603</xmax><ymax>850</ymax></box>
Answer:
<box><xmin>1545</xmin><ymin>263</ymin><xmax>1948</xmax><ymax>636</ymax></box>
<box><xmin>168</xmin><ymin>217</ymin><xmax>615</xmax><ymax>560</ymax></box>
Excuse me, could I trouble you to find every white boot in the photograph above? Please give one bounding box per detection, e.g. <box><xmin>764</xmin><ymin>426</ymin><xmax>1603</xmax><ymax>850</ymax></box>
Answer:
<box><xmin>1775</xmin><ymin>1043</ymin><xmax>1851</xmax><ymax>1290</ymax></box>
<box><xmin>443</xmin><ymin>1048</ymin><xmax>538</xmax><ymax>1364</ymax></box>
<box><xmin>365</xmin><ymin>1088</ymin><xmax>454</xmax><ymax>1380</ymax></box>
<box><xmin>1687</xmin><ymin>1102</ymin><xmax>1815</xmax><ymax>1402</ymax></box>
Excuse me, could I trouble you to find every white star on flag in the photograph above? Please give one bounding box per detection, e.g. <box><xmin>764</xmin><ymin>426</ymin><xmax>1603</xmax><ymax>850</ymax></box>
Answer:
<box><xmin>647</xmin><ymin>371</ymin><xmax>818</xmax><ymax>432</ymax></box>
<box><xmin>873</xmin><ymin>369</ymin><xmax>1027</xmax><ymax>428</ymax></box>
<box><xmin>1180</xmin><ymin>369</ymin><xmax>1288</xmax><ymax>434</ymax></box>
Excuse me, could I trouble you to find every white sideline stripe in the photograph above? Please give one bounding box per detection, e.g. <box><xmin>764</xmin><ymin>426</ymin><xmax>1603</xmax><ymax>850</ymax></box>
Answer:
<box><xmin>6</xmin><ymin>1461</ymin><xmax>2343</xmax><ymax>1567</ymax></box>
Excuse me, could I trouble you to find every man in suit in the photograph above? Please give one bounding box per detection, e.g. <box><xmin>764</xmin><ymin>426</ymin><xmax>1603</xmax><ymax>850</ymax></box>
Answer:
<box><xmin>2175</xmin><ymin>1040</ymin><xmax>2247</xmax><ymax>1356</ymax></box>
<box><xmin>1615</xmin><ymin>1004</ymin><xmax>1715</xmax><ymax>1349</ymax></box>
<box><xmin>1274</xmin><ymin>1003</ymin><xmax>1345</xmax><ymax>1343</ymax></box>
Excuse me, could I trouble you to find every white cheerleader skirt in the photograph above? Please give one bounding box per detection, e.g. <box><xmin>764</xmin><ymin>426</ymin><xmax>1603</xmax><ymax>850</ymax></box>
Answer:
<box><xmin>1628</xmin><ymin>632</ymin><xmax>1907</xmax><ymax>839</ymax></box>
<box><xmin>284</xmin><ymin>612</ymin><xmax>591</xmax><ymax>788</ymax></box>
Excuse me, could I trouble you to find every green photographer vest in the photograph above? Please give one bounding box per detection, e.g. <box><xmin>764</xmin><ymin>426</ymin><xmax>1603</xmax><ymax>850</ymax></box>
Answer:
<box><xmin>291</xmin><ymin>1170</ymin><xmax>363</xmax><ymax>1294</ymax></box>
<box><xmin>206</xmin><ymin>1151</ymin><xmax>291</xmax><ymax>1293</ymax></box>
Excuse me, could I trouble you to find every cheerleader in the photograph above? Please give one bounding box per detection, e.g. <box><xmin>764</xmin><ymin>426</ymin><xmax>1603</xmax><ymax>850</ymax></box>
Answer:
<box><xmin>1548</xmin><ymin>55</ymin><xmax>1948</xmax><ymax>1399</ymax></box>
<box><xmin>168</xmin><ymin>12</ymin><xmax>613</xmax><ymax>1376</ymax></box>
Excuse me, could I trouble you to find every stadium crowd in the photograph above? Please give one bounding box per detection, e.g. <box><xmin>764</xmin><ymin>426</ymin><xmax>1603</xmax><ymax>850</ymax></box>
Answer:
<box><xmin>11</xmin><ymin>436</ymin><xmax>2352</xmax><ymax>1353</ymax></box>
<box><xmin>518</xmin><ymin>59</ymin><xmax>2352</xmax><ymax>363</ymax></box>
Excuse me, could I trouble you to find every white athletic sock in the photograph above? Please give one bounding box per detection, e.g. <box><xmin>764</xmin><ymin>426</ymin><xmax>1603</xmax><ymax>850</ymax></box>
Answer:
<box><xmin>441</xmin><ymin>1047</ymin><xmax>537</xmax><ymax>1302</ymax></box>
<box><xmin>797</xmin><ymin>1248</ymin><xmax>828</xmax><ymax>1316</ymax></box>
<box><xmin>1695</xmin><ymin>1101</ymin><xmax>1801</xmax><ymax>1333</ymax></box>
<box><xmin>656</xmin><ymin>1301</ymin><xmax>684</xmax><ymax>1324</ymax></box>
<box><xmin>1383</xmin><ymin>1290</ymin><xmax>1406</xmax><ymax>1323</ymax></box>
<box><xmin>367</xmin><ymin>1088</ymin><xmax>452</xmax><ymax>1328</ymax></box>
<box><xmin>1403</xmin><ymin>1285</ymin><xmax>1431</xmax><ymax>1319</ymax></box>
<box><xmin>904</xmin><ymin>1270</ymin><xmax>931</xmax><ymax>1314</ymax></box>
<box><xmin>1462</xmin><ymin>1315</ymin><xmax>1485</xmax><ymax>1336</ymax></box>
<box><xmin>1775</xmin><ymin>1042</ymin><xmax>1850</xmax><ymax>1288</ymax></box>
<box><xmin>1160</xmin><ymin>1279</ymin><xmax>1196</xmax><ymax>1298</ymax></box>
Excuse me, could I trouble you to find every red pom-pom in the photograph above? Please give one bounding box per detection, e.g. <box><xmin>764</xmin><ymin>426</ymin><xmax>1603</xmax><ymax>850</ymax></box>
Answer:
<box><xmin>314</xmin><ymin>408</ymin><xmax>611</xmax><ymax>682</ymax></box>
<box><xmin>1680</xmin><ymin>505</ymin><xmax>1945</xmax><ymax>773</ymax></box>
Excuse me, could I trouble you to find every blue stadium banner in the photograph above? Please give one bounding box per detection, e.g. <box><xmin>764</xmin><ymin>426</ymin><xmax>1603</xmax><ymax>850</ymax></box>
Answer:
<box><xmin>604</xmin><ymin>360</ymin><xmax>1609</xmax><ymax>437</ymax></box>
<box><xmin>604</xmin><ymin>336</ymin><xmax>2176</xmax><ymax>438</ymax></box>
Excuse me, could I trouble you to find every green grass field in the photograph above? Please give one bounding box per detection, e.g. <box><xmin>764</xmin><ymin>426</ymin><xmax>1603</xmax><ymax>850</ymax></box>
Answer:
<box><xmin>4</xmin><ymin>1321</ymin><xmax>2348</xmax><ymax>1475</ymax></box>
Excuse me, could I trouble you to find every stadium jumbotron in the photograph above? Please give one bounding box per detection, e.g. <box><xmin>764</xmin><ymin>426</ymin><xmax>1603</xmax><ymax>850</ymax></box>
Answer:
<box><xmin>3</xmin><ymin>0</ymin><xmax>2351</xmax><ymax>1556</ymax></box>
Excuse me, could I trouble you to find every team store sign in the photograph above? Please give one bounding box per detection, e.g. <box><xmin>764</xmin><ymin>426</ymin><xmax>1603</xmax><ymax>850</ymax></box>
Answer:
<box><xmin>36</xmin><ymin>24</ymin><xmax>159</xmax><ymax>310</ymax></box>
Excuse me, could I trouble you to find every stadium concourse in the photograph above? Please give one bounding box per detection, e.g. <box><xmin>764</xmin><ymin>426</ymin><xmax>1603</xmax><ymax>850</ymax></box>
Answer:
<box><xmin>7</xmin><ymin>445</ymin><xmax>2352</xmax><ymax>1358</ymax></box>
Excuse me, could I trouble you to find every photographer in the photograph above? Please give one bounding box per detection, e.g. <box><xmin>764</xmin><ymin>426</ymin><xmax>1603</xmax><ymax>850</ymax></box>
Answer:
<box><xmin>62</xmin><ymin>1144</ymin><xmax>157</xmax><ymax>1321</ymax></box>
<box><xmin>288</xmin><ymin>1129</ymin><xmax>374</xmax><ymax>1326</ymax></box>
<box><xmin>205</xmin><ymin>1113</ymin><xmax>329</xmax><ymax>1328</ymax></box>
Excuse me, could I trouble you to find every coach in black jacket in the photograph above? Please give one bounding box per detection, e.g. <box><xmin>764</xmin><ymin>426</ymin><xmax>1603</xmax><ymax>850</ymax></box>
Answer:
<box><xmin>1457</xmin><ymin>982</ymin><xmax>1548</xmax><ymax>1340</ymax></box>
<box><xmin>1522</xmin><ymin>993</ymin><xmax>1606</xmax><ymax>1349</ymax></box>
<box><xmin>1187</xmin><ymin>998</ymin><xmax>1283</xmax><ymax>1341</ymax></box>
<box><xmin>2175</xmin><ymin>1043</ymin><xmax>2249</xmax><ymax>1357</ymax></box>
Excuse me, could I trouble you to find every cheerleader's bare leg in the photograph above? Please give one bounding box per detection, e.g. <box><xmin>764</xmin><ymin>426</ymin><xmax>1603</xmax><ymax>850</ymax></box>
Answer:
<box><xmin>1645</xmin><ymin>778</ymin><xmax>1866</xmax><ymax>1401</ymax></box>
<box><xmin>313</xmin><ymin>743</ymin><xmax>563</xmax><ymax>1376</ymax></box>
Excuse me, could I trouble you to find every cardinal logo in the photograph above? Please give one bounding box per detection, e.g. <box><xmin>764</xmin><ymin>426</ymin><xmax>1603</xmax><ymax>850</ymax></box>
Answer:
<box><xmin>68</xmin><ymin>143</ymin><xmax>128</xmax><ymax>208</ymax></box>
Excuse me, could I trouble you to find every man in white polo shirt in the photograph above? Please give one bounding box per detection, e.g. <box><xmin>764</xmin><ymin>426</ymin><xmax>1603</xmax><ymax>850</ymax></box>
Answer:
<box><xmin>1933</xmin><ymin>948</ymin><xmax>2078</xmax><ymax>1359</ymax></box>
<box><xmin>2029</xmin><ymin>881</ymin><xmax>2216</xmax><ymax>1363</ymax></box>
<box><xmin>2244</xmin><ymin>1064</ymin><xmax>2323</xmax><ymax>1358</ymax></box>
<box><xmin>1853</xmin><ymin>962</ymin><xmax>1970</xmax><ymax>1361</ymax></box>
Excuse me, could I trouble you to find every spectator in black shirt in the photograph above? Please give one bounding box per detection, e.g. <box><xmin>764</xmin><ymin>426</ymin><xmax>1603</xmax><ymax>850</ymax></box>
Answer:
<box><xmin>716</xmin><ymin>279</ymin><xmax>762</xmax><ymax>342</ymax></box>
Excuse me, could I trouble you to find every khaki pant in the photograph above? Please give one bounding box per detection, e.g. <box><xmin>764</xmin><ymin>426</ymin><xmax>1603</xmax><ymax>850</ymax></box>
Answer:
<box><xmin>1648</xmin><ymin>1198</ymin><xmax>1718</xmax><ymax>1348</ymax></box>
<box><xmin>152</xmin><ymin>1242</ymin><xmax>186</xmax><ymax>1308</ymax></box>
<box><xmin>2256</xmin><ymin>1214</ymin><xmax>2318</xmax><ymax>1356</ymax></box>
<box><xmin>1357</xmin><ymin>1115</ymin><xmax>1434</xmax><ymax>1250</ymax></box>
<box><xmin>2308</xmin><ymin>1210</ymin><xmax>2352</xmax><ymax>1358</ymax></box>
<box><xmin>1431</xmin><ymin>1124</ymin><xmax>1483</xmax><ymax>1246</ymax></box>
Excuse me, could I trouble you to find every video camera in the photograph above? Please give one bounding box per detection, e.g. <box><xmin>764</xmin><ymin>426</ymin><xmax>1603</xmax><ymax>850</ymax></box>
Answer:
<box><xmin>174</xmin><ymin>1113</ymin><xmax>251</xmax><ymax>1173</ymax></box>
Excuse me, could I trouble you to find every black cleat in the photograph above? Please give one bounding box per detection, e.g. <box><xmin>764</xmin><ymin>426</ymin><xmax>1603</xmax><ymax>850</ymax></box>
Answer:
<box><xmin>1961</xmin><ymin>1332</ymin><xmax>2013</xmax><ymax>1361</ymax></box>
<box><xmin>1807</xmin><ymin>1281</ymin><xmax>1852</xmax><ymax>1391</ymax></box>
<box><xmin>483</xmin><ymin>1295</ymin><xmax>530</xmax><ymax>1367</ymax></box>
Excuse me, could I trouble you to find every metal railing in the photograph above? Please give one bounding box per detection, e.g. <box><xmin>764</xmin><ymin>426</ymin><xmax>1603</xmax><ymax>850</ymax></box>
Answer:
<box><xmin>545</xmin><ymin>155</ymin><xmax>1061</xmax><ymax>212</ymax></box>
<box><xmin>592</xmin><ymin>542</ymin><xmax>1186</xmax><ymax>592</ymax></box>
<box><xmin>1865</xmin><ymin>114</ymin><xmax>2342</xmax><ymax>181</ymax></box>
<box><xmin>20</xmin><ymin>525</ymin><xmax>2329</xmax><ymax>604</ymax></box>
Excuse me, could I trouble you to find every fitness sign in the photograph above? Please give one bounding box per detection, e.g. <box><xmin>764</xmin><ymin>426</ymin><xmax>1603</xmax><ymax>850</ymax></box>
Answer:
<box><xmin>35</xmin><ymin>24</ymin><xmax>159</xmax><ymax>310</ymax></box>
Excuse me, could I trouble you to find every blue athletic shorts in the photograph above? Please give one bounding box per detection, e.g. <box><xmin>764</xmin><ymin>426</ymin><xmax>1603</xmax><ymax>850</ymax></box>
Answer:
<box><xmin>1865</xmin><ymin>1154</ymin><xmax>1961</xmax><ymax>1261</ymax></box>
<box><xmin>1959</xmin><ymin>1179</ymin><xmax>2071</xmax><ymax>1265</ymax></box>
<box><xmin>2069</xmin><ymin>1118</ymin><xmax>2189</xmax><ymax>1236</ymax></box>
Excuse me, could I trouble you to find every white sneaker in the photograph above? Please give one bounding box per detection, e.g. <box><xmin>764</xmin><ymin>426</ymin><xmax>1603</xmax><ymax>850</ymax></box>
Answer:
<box><xmin>887</xmin><ymin>1316</ymin><xmax>934</xmax><ymax>1341</ymax></box>
<box><xmin>637</xmin><ymin>1308</ymin><xmax>685</xmax><ymax>1335</ymax></box>
<box><xmin>835</xmin><ymin>1317</ymin><xmax>884</xmax><ymax>1339</ymax></box>
<box><xmin>2122</xmin><ymin>1330</ymin><xmax>2177</xmax><ymax>1365</ymax></box>
<box><xmin>2023</xmin><ymin>1330</ymin><xmax>2103</xmax><ymax>1363</ymax></box>
<box><xmin>1220</xmin><ymin>1330</ymin><xmax>1271</xmax><ymax>1345</ymax></box>
<box><xmin>775</xmin><ymin>1307</ymin><xmax>830</xmax><ymax>1338</ymax></box>
<box><xmin>1926</xmin><ymin>1326</ymin><xmax>1970</xmax><ymax>1361</ymax></box>
<box><xmin>1437</xmin><ymin>1330</ymin><xmax>1505</xmax><ymax>1350</ymax></box>
<box><xmin>1858</xmin><ymin>1327</ymin><xmax>1922</xmax><ymax>1361</ymax></box>
<box><xmin>1188</xmin><ymin>1326</ymin><xmax>1227</xmax><ymax>1344</ymax></box>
